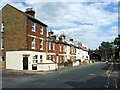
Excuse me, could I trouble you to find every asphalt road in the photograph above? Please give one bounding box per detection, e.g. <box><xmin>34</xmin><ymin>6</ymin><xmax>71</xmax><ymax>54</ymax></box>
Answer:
<box><xmin>1</xmin><ymin>62</ymin><xmax>120</xmax><ymax>90</ymax></box>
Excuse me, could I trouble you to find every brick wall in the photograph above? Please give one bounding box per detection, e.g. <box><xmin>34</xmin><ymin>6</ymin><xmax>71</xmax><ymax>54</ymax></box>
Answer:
<box><xmin>27</xmin><ymin>18</ymin><xmax>47</xmax><ymax>52</ymax></box>
<box><xmin>2</xmin><ymin>5</ymin><xmax>27</xmax><ymax>52</ymax></box>
<box><xmin>0</xmin><ymin>61</ymin><xmax>5</xmax><ymax>68</ymax></box>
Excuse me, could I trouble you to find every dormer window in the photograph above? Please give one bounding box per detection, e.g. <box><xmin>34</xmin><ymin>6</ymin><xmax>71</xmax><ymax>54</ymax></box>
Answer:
<box><xmin>32</xmin><ymin>22</ymin><xmax>36</xmax><ymax>32</ymax></box>
<box><xmin>1</xmin><ymin>22</ymin><xmax>4</xmax><ymax>32</ymax></box>
<box><xmin>40</xmin><ymin>26</ymin><xmax>43</xmax><ymax>34</ymax></box>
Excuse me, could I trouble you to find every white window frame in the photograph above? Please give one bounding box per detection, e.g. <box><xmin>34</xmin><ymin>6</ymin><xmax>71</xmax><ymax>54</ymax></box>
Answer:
<box><xmin>32</xmin><ymin>22</ymin><xmax>36</xmax><ymax>32</ymax></box>
<box><xmin>1</xmin><ymin>37</ymin><xmax>4</xmax><ymax>49</ymax></box>
<box><xmin>40</xmin><ymin>38</ymin><xmax>43</xmax><ymax>50</ymax></box>
<box><xmin>60</xmin><ymin>44</ymin><xmax>62</xmax><ymax>52</ymax></box>
<box><xmin>53</xmin><ymin>43</ymin><xmax>55</xmax><ymax>50</ymax></box>
<box><xmin>1</xmin><ymin>22</ymin><xmax>4</xmax><ymax>32</ymax></box>
<box><xmin>63</xmin><ymin>45</ymin><xmax>66</xmax><ymax>52</ymax></box>
<box><xmin>40</xmin><ymin>55</ymin><xmax>43</xmax><ymax>62</ymax></box>
<box><xmin>32</xmin><ymin>37</ymin><xmax>36</xmax><ymax>49</ymax></box>
<box><xmin>60</xmin><ymin>56</ymin><xmax>63</xmax><ymax>63</ymax></box>
<box><xmin>49</xmin><ymin>42</ymin><xmax>51</xmax><ymax>50</ymax></box>
<box><xmin>33</xmin><ymin>55</ymin><xmax>38</xmax><ymax>64</ymax></box>
<box><xmin>40</xmin><ymin>26</ymin><xmax>43</xmax><ymax>34</ymax></box>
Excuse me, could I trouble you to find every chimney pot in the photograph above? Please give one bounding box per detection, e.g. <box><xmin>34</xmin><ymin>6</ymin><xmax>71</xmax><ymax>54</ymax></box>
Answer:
<box><xmin>25</xmin><ymin>8</ymin><xmax>35</xmax><ymax>17</ymax></box>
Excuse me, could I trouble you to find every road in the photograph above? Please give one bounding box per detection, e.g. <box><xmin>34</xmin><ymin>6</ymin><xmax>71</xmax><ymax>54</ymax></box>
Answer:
<box><xmin>1</xmin><ymin>62</ymin><xmax>120</xmax><ymax>89</ymax></box>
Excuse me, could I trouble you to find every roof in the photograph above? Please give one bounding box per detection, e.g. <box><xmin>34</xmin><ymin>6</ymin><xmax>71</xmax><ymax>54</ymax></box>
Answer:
<box><xmin>2</xmin><ymin>4</ymin><xmax>47</xmax><ymax>27</ymax></box>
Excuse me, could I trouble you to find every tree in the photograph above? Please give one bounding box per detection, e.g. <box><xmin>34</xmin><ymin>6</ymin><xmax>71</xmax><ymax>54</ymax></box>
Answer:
<box><xmin>114</xmin><ymin>35</ymin><xmax>120</xmax><ymax>45</ymax></box>
<box><xmin>114</xmin><ymin>35</ymin><xmax>120</xmax><ymax>62</ymax></box>
<box><xmin>98</xmin><ymin>41</ymin><xmax>114</xmax><ymax>61</ymax></box>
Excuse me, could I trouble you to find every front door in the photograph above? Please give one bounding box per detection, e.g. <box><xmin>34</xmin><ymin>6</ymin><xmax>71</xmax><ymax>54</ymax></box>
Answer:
<box><xmin>23</xmin><ymin>57</ymin><xmax>28</xmax><ymax>70</ymax></box>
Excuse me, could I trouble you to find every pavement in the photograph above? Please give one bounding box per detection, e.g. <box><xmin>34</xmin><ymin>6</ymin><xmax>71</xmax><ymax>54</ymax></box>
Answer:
<box><xmin>1</xmin><ymin>62</ymin><xmax>117</xmax><ymax>75</ymax></box>
<box><xmin>1</xmin><ymin>62</ymin><xmax>98</xmax><ymax>75</ymax></box>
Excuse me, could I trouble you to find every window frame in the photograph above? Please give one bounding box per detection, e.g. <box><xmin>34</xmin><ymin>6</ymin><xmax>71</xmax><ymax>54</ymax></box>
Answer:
<box><xmin>48</xmin><ymin>42</ymin><xmax>51</xmax><ymax>50</ymax></box>
<box><xmin>31</xmin><ymin>37</ymin><xmax>36</xmax><ymax>49</ymax></box>
<box><xmin>32</xmin><ymin>21</ymin><xmax>36</xmax><ymax>32</ymax></box>
<box><xmin>33</xmin><ymin>55</ymin><xmax>38</xmax><ymax>64</ymax></box>
<box><xmin>1</xmin><ymin>37</ymin><xmax>4</xmax><ymax>49</ymax></box>
<box><xmin>40</xmin><ymin>38</ymin><xmax>44</xmax><ymax>50</ymax></box>
<box><xmin>40</xmin><ymin>26</ymin><xmax>43</xmax><ymax>34</ymax></box>
<box><xmin>1</xmin><ymin>22</ymin><xmax>4</xmax><ymax>32</ymax></box>
<box><xmin>53</xmin><ymin>43</ymin><xmax>55</xmax><ymax>50</ymax></box>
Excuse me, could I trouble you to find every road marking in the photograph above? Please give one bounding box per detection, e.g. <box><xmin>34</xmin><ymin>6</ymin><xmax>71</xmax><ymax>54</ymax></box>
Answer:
<box><xmin>113</xmin><ymin>72</ymin><xmax>118</xmax><ymax>74</ymax></box>
<box><xmin>89</xmin><ymin>73</ymin><xmax>96</xmax><ymax>76</ymax></box>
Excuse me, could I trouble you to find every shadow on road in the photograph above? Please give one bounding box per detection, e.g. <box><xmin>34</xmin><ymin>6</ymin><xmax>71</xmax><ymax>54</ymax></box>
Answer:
<box><xmin>65</xmin><ymin>76</ymin><xmax>120</xmax><ymax>89</ymax></box>
<box><xmin>65</xmin><ymin>76</ymin><xmax>106</xmax><ymax>88</ymax></box>
<box><xmin>65</xmin><ymin>63</ymin><xmax>120</xmax><ymax>90</ymax></box>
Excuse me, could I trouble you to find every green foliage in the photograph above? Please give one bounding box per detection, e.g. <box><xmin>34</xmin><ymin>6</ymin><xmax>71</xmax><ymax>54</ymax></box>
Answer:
<box><xmin>99</xmin><ymin>41</ymin><xmax>114</xmax><ymax>51</ymax></box>
<box><xmin>98</xmin><ymin>41</ymin><xmax>115</xmax><ymax>61</ymax></box>
<box><xmin>68</xmin><ymin>59</ymin><xmax>73</xmax><ymax>64</ymax></box>
<box><xmin>114</xmin><ymin>37</ymin><xmax>120</xmax><ymax>45</ymax></box>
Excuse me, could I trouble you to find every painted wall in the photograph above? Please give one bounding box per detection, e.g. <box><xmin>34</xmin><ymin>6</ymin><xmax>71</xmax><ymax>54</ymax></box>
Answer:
<box><xmin>6</xmin><ymin>51</ymin><xmax>22</xmax><ymax>70</ymax></box>
<box><xmin>37</xmin><ymin>63</ymin><xmax>58</xmax><ymax>71</ymax></box>
<box><xmin>6</xmin><ymin>51</ymin><xmax>46</xmax><ymax>70</ymax></box>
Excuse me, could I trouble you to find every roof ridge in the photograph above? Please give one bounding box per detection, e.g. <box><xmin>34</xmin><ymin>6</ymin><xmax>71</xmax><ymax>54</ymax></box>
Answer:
<box><xmin>2</xmin><ymin>4</ymin><xmax>47</xmax><ymax>26</ymax></box>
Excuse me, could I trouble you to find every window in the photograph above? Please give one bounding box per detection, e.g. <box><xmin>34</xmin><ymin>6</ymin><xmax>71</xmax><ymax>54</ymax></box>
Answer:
<box><xmin>86</xmin><ymin>56</ymin><xmax>88</xmax><ymax>59</ymax></box>
<box><xmin>1</xmin><ymin>22</ymin><xmax>4</xmax><ymax>32</ymax></box>
<box><xmin>47</xmin><ymin>55</ymin><xmax>55</xmax><ymax>62</ymax></box>
<box><xmin>60</xmin><ymin>44</ymin><xmax>63</xmax><ymax>52</ymax></box>
<box><xmin>40</xmin><ymin>55</ymin><xmax>43</xmax><ymax>63</ymax></box>
<box><xmin>32</xmin><ymin>37</ymin><xmax>35</xmax><ymax>49</ymax></box>
<box><xmin>2</xmin><ymin>57</ymin><xmax>4</xmax><ymax>61</ymax></box>
<box><xmin>60</xmin><ymin>56</ymin><xmax>63</xmax><ymax>64</ymax></box>
<box><xmin>64</xmin><ymin>45</ymin><xmax>66</xmax><ymax>52</ymax></box>
<box><xmin>32</xmin><ymin>22</ymin><xmax>36</xmax><ymax>32</ymax></box>
<box><xmin>53</xmin><ymin>43</ymin><xmax>55</xmax><ymax>50</ymax></box>
<box><xmin>40</xmin><ymin>26</ymin><xmax>43</xmax><ymax>34</ymax></box>
<box><xmin>40</xmin><ymin>39</ymin><xmax>43</xmax><ymax>50</ymax></box>
<box><xmin>49</xmin><ymin>42</ymin><xmax>51</xmax><ymax>50</ymax></box>
<box><xmin>48</xmin><ymin>55</ymin><xmax>51</xmax><ymax>60</ymax></box>
<box><xmin>1</xmin><ymin>37</ymin><xmax>4</xmax><ymax>49</ymax></box>
<box><xmin>33</xmin><ymin>55</ymin><xmax>38</xmax><ymax>63</ymax></box>
<box><xmin>72</xmin><ymin>47</ymin><xmax>74</xmax><ymax>53</ymax></box>
<box><xmin>60</xmin><ymin>45</ymin><xmax>62</xmax><ymax>52</ymax></box>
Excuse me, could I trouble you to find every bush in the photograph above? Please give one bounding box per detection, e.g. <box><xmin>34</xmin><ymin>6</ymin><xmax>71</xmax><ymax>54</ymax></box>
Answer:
<box><xmin>68</xmin><ymin>59</ymin><xmax>73</xmax><ymax>64</ymax></box>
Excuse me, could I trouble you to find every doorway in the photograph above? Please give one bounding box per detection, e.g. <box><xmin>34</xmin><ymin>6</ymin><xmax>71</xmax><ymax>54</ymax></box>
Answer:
<box><xmin>23</xmin><ymin>57</ymin><xmax>28</xmax><ymax>70</ymax></box>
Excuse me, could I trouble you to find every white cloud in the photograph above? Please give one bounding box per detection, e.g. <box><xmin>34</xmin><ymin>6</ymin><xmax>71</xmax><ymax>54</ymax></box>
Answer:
<box><xmin>0</xmin><ymin>1</ymin><xmax>118</xmax><ymax>49</ymax></box>
<box><xmin>108</xmin><ymin>26</ymin><xmax>118</xmax><ymax>34</ymax></box>
<box><xmin>32</xmin><ymin>2</ymin><xmax>117</xmax><ymax>49</ymax></box>
<box><xmin>25</xmin><ymin>0</ymin><xmax>119</xmax><ymax>3</ymax></box>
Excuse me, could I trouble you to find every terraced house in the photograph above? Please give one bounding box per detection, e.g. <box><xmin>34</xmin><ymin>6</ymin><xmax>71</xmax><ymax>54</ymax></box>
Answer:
<box><xmin>1</xmin><ymin>4</ymin><xmax>89</xmax><ymax>71</ymax></box>
<box><xmin>2</xmin><ymin>4</ymin><xmax>48</xmax><ymax>70</ymax></box>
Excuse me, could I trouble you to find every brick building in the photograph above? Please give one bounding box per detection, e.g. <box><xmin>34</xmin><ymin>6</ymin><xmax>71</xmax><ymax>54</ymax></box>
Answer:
<box><xmin>1</xmin><ymin>4</ymin><xmax>89</xmax><ymax>70</ymax></box>
<box><xmin>2</xmin><ymin>4</ymin><xmax>48</xmax><ymax>70</ymax></box>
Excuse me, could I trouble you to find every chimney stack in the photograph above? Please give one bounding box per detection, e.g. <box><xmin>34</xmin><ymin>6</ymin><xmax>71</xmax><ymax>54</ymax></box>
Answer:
<box><xmin>70</xmin><ymin>39</ymin><xmax>74</xmax><ymax>42</ymax></box>
<box><xmin>25</xmin><ymin>8</ymin><xmax>35</xmax><ymax>17</ymax></box>
<box><xmin>59</xmin><ymin>37</ymin><xmax>63</xmax><ymax>41</ymax></box>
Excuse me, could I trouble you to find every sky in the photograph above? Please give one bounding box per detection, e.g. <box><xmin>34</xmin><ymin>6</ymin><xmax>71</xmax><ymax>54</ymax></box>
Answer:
<box><xmin>0</xmin><ymin>0</ymin><xmax>119</xmax><ymax>50</ymax></box>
